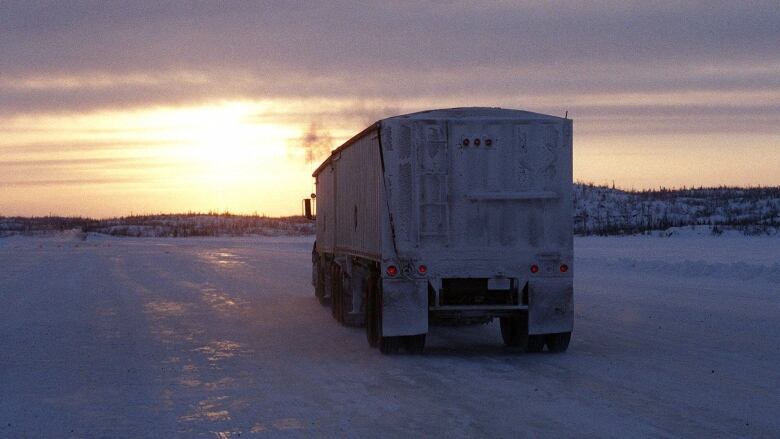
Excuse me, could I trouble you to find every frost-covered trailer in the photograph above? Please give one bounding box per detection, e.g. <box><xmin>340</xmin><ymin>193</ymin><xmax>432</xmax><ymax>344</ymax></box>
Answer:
<box><xmin>308</xmin><ymin>108</ymin><xmax>573</xmax><ymax>354</ymax></box>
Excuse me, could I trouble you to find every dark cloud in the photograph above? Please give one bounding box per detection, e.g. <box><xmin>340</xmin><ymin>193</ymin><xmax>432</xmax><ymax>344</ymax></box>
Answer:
<box><xmin>570</xmin><ymin>102</ymin><xmax>780</xmax><ymax>134</ymax></box>
<box><xmin>3</xmin><ymin>1</ymin><xmax>779</xmax><ymax>73</ymax></box>
<box><xmin>0</xmin><ymin>0</ymin><xmax>778</xmax><ymax>136</ymax></box>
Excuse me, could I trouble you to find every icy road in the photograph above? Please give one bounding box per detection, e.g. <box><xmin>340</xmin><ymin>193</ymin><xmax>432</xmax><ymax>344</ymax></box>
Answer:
<box><xmin>1</xmin><ymin>233</ymin><xmax>778</xmax><ymax>438</ymax></box>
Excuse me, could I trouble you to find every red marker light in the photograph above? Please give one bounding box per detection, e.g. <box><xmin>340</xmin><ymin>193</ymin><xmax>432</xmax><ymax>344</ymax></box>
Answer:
<box><xmin>530</xmin><ymin>264</ymin><xmax>539</xmax><ymax>273</ymax></box>
<box><xmin>463</xmin><ymin>138</ymin><xmax>470</xmax><ymax>146</ymax></box>
<box><xmin>474</xmin><ymin>138</ymin><xmax>481</xmax><ymax>146</ymax></box>
<box><xmin>485</xmin><ymin>138</ymin><xmax>493</xmax><ymax>146</ymax></box>
<box><xmin>418</xmin><ymin>265</ymin><xmax>427</xmax><ymax>274</ymax></box>
<box><xmin>386</xmin><ymin>265</ymin><xmax>398</xmax><ymax>277</ymax></box>
<box><xmin>560</xmin><ymin>264</ymin><xmax>569</xmax><ymax>273</ymax></box>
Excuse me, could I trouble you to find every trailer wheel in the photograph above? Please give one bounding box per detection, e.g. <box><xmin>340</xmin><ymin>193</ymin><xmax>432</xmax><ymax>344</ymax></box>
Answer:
<box><xmin>367</xmin><ymin>274</ymin><xmax>401</xmax><ymax>354</ymax></box>
<box><xmin>404</xmin><ymin>334</ymin><xmax>426</xmax><ymax>354</ymax></box>
<box><xmin>379</xmin><ymin>336</ymin><xmax>402</xmax><ymax>354</ymax></box>
<box><xmin>314</xmin><ymin>259</ymin><xmax>329</xmax><ymax>306</ymax></box>
<box><xmin>526</xmin><ymin>335</ymin><xmax>546</xmax><ymax>353</ymax></box>
<box><xmin>331</xmin><ymin>263</ymin><xmax>342</xmax><ymax>321</ymax></box>
<box><xmin>365</xmin><ymin>274</ymin><xmax>380</xmax><ymax>347</ymax></box>
<box><xmin>339</xmin><ymin>270</ymin><xmax>364</xmax><ymax>328</ymax></box>
<box><xmin>545</xmin><ymin>332</ymin><xmax>571</xmax><ymax>353</ymax></box>
<box><xmin>500</xmin><ymin>314</ymin><xmax>529</xmax><ymax>347</ymax></box>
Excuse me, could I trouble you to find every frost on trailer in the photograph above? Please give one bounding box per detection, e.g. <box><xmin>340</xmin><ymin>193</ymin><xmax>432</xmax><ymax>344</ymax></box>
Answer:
<box><xmin>306</xmin><ymin>108</ymin><xmax>573</xmax><ymax>354</ymax></box>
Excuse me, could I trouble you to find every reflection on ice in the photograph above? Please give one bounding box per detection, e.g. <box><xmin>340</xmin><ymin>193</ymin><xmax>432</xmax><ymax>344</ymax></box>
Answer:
<box><xmin>201</xmin><ymin>287</ymin><xmax>246</xmax><ymax>315</ymax></box>
<box><xmin>180</xmin><ymin>378</ymin><xmax>202</xmax><ymax>388</ymax></box>
<box><xmin>144</xmin><ymin>300</ymin><xmax>188</xmax><ymax>317</ymax></box>
<box><xmin>204</xmin><ymin>377</ymin><xmax>235</xmax><ymax>391</ymax></box>
<box><xmin>199</xmin><ymin>250</ymin><xmax>246</xmax><ymax>268</ymax></box>
<box><xmin>272</xmin><ymin>418</ymin><xmax>305</xmax><ymax>430</ymax></box>
<box><xmin>194</xmin><ymin>340</ymin><xmax>252</xmax><ymax>363</ymax></box>
<box><xmin>250</xmin><ymin>424</ymin><xmax>267</xmax><ymax>433</ymax></box>
<box><xmin>178</xmin><ymin>395</ymin><xmax>232</xmax><ymax>423</ymax></box>
<box><xmin>150</xmin><ymin>326</ymin><xmax>205</xmax><ymax>345</ymax></box>
<box><xmin>206</xmin><ymin>410</ymin><xmax>231</xmax><ymax>422</ymax></box>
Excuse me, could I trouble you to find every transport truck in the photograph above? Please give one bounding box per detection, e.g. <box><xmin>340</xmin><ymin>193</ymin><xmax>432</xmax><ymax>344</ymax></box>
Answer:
<box><xmin>304</xmin><ymin>107</ymin><xmax>573</xmax><ymax>354</ymax></box>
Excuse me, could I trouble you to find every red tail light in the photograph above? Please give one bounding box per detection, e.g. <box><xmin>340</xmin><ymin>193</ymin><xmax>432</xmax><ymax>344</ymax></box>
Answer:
<box><xmin>386</xmin><ymin>265</ymin><xmax>398</xmax><ymax>277</ymax></box>
<box><xmin>560</xmin><ymin>264</ymin><xmax>569</xmax><ymax>273</ymax></box>
<box><xmin>462</xmin><ymin>138</ymin><xmax>470</xmax><ymax>146</ymax></box>
<box><xmin>474</xmin><ymin>138</ymin><xmax>481</xmax><ymax>146</ymax></box>
<box><xmin>418</xmin><ymin>265</ymin><xmax>427</xmax><ymax>274</ymax></box>
<box><xmin>530</xmin><ymin>264</ymin><xmax>539</xmax><ymax>273</ymax></box>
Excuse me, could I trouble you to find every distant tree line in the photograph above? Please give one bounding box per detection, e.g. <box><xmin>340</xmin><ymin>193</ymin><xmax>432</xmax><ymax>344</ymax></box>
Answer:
<box><xmin>0</xmin><ymin>212</ymin><xmax>315</xmax><ymax>238</ymax></box>
<box><xmin>574</xmin><ymin>183</ymin><xmax>780</xmax><ymax>236</ymax></box>
<box><xmin>3</xmin><ymin>184</ymin><xmax>779</xmax><ymax>237</ymax></box>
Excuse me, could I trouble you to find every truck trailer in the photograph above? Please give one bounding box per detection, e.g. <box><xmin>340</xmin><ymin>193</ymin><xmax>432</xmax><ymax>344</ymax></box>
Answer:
<box><xmin>306</xmin><ymin>107</ymin><xmax>573</xmax><ymax>354</ymax></box>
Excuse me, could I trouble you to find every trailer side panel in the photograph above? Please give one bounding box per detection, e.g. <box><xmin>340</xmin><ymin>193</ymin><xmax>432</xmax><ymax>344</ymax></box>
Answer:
<box><xmin>317</xmin><ymin>128</ymin><xmax>382</xmax><ymax>261</ymax></box>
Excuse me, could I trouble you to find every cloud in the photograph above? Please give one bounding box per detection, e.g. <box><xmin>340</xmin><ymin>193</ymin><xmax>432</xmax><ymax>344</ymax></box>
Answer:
<box><xmin>0</xmin><ymin>177</ymin><xmax>142</xmax><ymax>188</ymax></box>
<box><xmin>0</xmin><ymin>157</ymin><xmax>178</xmax><ymax>169</ymax></box>
<box><xmin>0</xmin><ymin>1</ymin><xmax>778</xmax><ymax>137</ymax></box>
<box><xmin>0</xmin><ymin>139</ymin><xmax>178</xmax><ymax>153</ymax></box>
<box><xmin>4</xmin><ymin>2</ymin><xmax>779</xmax><ymax>73</ymax></box>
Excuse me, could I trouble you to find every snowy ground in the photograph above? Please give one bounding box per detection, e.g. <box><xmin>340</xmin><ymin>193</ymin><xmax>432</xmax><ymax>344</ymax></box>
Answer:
<box><xmin>1</xmin><ymin>233</ymin><xmax>778</xmax><ymax>438</ymax></box>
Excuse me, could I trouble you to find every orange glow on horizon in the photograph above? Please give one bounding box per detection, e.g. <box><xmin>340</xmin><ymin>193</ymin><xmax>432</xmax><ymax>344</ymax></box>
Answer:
<box><xmin>0</xmin><ymin>102</ymin><xmax>343</xmax><ymax>217</ymax></box>
<box><xmin>1</xmin><ymin>99</ymin><xmax>778</xmax><ymax>218</ymax></box>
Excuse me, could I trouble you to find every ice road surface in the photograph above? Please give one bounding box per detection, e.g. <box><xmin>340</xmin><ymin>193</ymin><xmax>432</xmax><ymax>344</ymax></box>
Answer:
<box><xmin>1</xmin><ymin>233</ymin><xmax>778</xmax><ymax>438</ymax></box>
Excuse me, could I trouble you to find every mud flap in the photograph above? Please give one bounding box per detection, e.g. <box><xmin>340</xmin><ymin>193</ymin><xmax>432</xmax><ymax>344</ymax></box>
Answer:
<box><xmin>381</xmin><ymin>279</ymin><xmax>428</xmax><ymax>336</ymax></box>
<box><xmin>528</xmin><ymin>278</ymin><xmax>573</xmax><ymax>335</ymax></box>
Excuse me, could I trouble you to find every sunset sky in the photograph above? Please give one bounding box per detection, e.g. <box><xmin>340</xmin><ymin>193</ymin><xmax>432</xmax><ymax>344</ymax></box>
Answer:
<box><xmin>2</xmin><ymin>1</ymin><xmax>779</xmax><ymax>217</ymax></box>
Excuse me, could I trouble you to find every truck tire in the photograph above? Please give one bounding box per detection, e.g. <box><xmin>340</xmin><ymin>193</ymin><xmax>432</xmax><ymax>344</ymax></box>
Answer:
<box><xmin>404</xmin><ymin>334</ymin><xmax>426</xmax><ymax>354</ymax></box>
<box><xmin>500</xmin><ymin>314</ymin><xmax>529</xmax><ymax>347</ymax></box>
<box><xmin>526</xmin><ymin>335</ymin><xmax>546</xmax><ymax>353</ymax></box>
<box><xmin>331</xmin><ymin>263</ymin><xmax>342</xmax><ymax>321</ymax></box>
<box><xmin>331</xmin><ymin>263</ymin><xmax>364</xmax><ymax>327</ymax></box>
<box><xmin>340</xmin><ymin>273</ymin><xmax>364</xmax><ymax>328</ymax></box>
<box><xmin>366</xmin><ymin>274</ymin><xmax>401</xmax><ymax>354</ymax></box>
<box><xmin>314</xmin><ymin>259</ymin><xmax>329</xmax><ymax>306</ymax></box>
<box><xmin>379</xmin><ymin>336</ymin><xmax>402</xmax><ymax>354</ymax></box>
<box><xmin>365</xmin><ymin>274</ymin><xmax>380</xmax><ymax>347</ymax></box>
<box><xmin>545</xmin><ymin>332</ymin><xmax>571</xmax><ymax>353</ymax></box>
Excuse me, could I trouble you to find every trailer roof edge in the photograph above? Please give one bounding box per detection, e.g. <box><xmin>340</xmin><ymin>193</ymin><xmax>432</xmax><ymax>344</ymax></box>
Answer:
<box><xmin>310</xmin><ymin>107</ymin><xmax>568</xmax><ymax>178</ymax></box>
<box><xmin>312</xmin><ymin>121</ymin><xmax>381</xmax><ymax>177</ymax></box>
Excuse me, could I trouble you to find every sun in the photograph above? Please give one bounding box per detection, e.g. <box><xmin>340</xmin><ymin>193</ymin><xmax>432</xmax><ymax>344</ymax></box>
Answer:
<box><xmin>187</xmin><ymin>104</ymin><xmax>268</xmax><ymax>181</ymax></box>
<box><xmin>1</xmin><ymin>99</ymin><xmax>325</xmax><ymax>216</ymax></box>
<box><xmin>138</xmin><ymin>102</ymin><xmax>299</xmax><ymax>187</ymax></box>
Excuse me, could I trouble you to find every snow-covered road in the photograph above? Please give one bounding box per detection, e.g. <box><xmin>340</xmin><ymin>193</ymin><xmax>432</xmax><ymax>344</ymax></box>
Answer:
<box><xmin>1</xmin><ymin>234</ymin><xmax>778</xmax><ymax>438</ymax></box>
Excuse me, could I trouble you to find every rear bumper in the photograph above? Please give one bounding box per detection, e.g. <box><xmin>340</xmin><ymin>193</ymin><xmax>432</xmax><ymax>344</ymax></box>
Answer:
<box><xmin>380</xmin><ymin>275</ymin><xmax>573</xmax><ymax>335</ymax></box>
<box><xmin>428</xmin><ymin>275</ymin><xmax>573</xmax><ymax>333</ymax></box>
